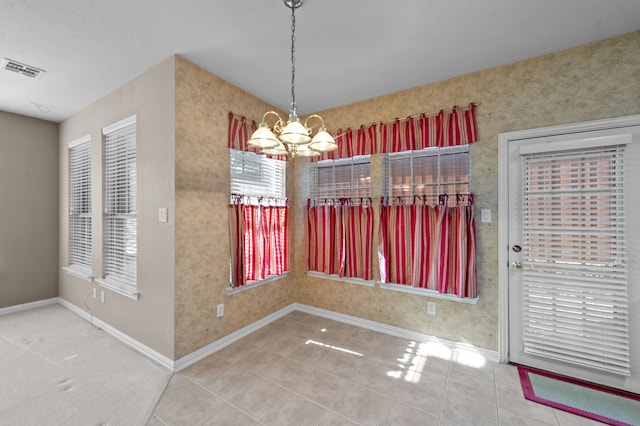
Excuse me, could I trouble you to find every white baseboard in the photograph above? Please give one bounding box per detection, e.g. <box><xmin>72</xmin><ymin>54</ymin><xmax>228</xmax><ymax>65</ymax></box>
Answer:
<box><xmin>173</xmin><ymin>304</ymin><xmax>297</xmax><ymax>372</ymax></box>
<box><xmin>2</xmin><ymin>298</ymin><xmax>499</xmax><ymax>371</ymax></box>
<box><xmin>57</xmin><ymin>298</ymin><xmax>175</xmax><ymax>370</ymax></box>
<box><xmin>0</xmin><ymin>297</ymin><xmax>59</xmax><ymax>316</ymax></box>
<box><xmin>291</xmin><ymin>303</ymin><xmax>500</xmax><ymax>363</ymax></box>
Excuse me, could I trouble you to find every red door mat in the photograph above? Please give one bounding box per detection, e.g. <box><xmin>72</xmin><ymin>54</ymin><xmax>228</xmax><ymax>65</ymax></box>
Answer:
<box><xmin>518</xmin><ymin>365</ymin><xmax>640</xmax><ymax>426</ymax></box>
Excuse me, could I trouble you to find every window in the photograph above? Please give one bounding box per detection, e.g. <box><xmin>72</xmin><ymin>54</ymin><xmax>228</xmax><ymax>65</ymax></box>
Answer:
<box><xmin>65</xmin><ymin>135</ymin><xmax>92</xmax><ymax>279</ymax></box>
<box><xmin>99</xmin><ymin>115</ymin><xmax>137</xmax><ymax>298</ymax></box>
<box><xmin>383</xmin><ymin>145</ymin><xmax>469</xmax><ymax>204</ymax></box>
<box><xmin>229</xmin><ymin>149</ymin><xmax>288</xmax><ymax>289</ymax></box>
<box><xmin>230</xmin><ymin>149</ymin><xmax>286</xmax><ymax>204</ymax></box>
<box><xmin>312</xmin><ymin>155</ymin><xmax>371</xmax><ymax>200</ymax></box>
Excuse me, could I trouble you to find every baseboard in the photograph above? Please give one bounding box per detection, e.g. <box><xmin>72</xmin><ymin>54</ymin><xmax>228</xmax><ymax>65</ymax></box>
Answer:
<box><xmin>57</xmin><ymin>298</ymin><xmax>175</xmax><ymax>371</ymax></box>
<box><xmin>0</xmin><ymin>297</ymin><xmax>59</xmax><ymax>316</ymax></box>
<box><xmin>291</xmin><ymin>303</ymin><xmax>500</xmax><ymax>363</ymax></box>
<box><xmin>2</xmin><ymin>298</ymin><xmax>499</xmax><ymax>371</ymax></box>
<box><xmin>173</xmin><ymin>304</ymin><xmax>297</xmax><ymax>372</ymax></box>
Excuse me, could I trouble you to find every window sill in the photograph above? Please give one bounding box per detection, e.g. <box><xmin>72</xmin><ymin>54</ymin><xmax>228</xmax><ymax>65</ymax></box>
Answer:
<box><xmin>306</xmin><ymin>271</ymin><xmax>375</xmax><ymax>287</ymax></box>
<box><xmin>95</xmin><ymin>278</ymin><xmax>140</xmax><ymax>301</ymax></box>
<box><xmin>378</xmin><ymin>282</ymin><xmax>478</xmax><ymax>304</ymax></box>
<box><xmin>62</xmin><ymin>266</ymin><xmax>93</xmax><ymax>282</ymax></box>
<box><xmin>228</xmin><ymin>272</ymin><xmax>288</xmax><ymax>295</ymax></box>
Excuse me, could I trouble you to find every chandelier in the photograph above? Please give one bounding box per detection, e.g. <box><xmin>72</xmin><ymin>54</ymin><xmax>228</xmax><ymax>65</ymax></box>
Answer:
<box><xmin>247</xmin><ymin>0</ymin><xmax>337</xmax><ymax>158</ymax></box>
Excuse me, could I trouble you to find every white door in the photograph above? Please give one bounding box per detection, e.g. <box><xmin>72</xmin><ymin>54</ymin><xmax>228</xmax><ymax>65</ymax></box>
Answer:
<box><xmin>500</xmin><ymin>117</ymin><xmax>640</xmax><ymax>394</ymax></box>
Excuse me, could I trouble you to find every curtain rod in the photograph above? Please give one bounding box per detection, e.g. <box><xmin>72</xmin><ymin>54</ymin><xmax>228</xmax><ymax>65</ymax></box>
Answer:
<box><xmin>327</xmin><ymin>102</ymin><xmax>479</xmax><ymax>133</ymax></box>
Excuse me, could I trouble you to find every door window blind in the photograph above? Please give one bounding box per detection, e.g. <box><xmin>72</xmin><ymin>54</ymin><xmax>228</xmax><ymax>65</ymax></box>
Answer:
<box><xmin>102</xmin><ymin>116</ymin><xmax>137</xmax><ymax>292</ymax></box>
<box><xmin>68</xmin><ymin>136</ymin><xmax>92</xmax><ymax>276</ymax></box>
<box><xmin>521</xmin><ymin>144</ymin><xmax>630</xmax><ymax>375</ymax></box>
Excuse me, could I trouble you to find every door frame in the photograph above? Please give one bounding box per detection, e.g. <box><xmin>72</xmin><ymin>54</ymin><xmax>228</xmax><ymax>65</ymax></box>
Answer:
<box><xmin>497</xmin><ymin>114</ymin><xmax>640</xmax><ymax>363</ymax></box>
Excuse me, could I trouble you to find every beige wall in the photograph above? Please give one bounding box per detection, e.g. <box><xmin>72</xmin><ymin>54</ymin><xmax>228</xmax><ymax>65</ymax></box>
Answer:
<box><xmin>174</xmin><ymin>57</ymin><xmax>295</xmax><ymax>358</ymax></box>
<box><xmin>58</xmin><ymin>58</ymin><xmax>176</xmax><ymax>358</ymax></box>
<box><xmin>0</xmin><ymin>112</ymin><xmax>58</xmax><ymax>308</ymax></box>
<box><xmin>291</xmin><ymin>31</ymin><xmax>640</xmax><ymax>352</ymax></box>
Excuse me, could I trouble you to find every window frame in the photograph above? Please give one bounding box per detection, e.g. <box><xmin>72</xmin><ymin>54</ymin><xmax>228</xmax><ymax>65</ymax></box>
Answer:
<box><xmin>96</xmin><ymin>115</ymin><xmax>138</xmax><ymax>300</ymax></box>
<box><xmin>229</xmin><ymin>149</ymin><xmax>289</xmax><ymax>292</ymax></box>
<box><xmin>383</xmin><ymin>145</ymin><xmax>471</xmax><ymax>204</ymax></box>
<box><xmin>311</xmin><ymin>154</ymin><xmax>372</xmax><ymax>201</ymax></box>
<box><xmin>63</xmin><ymin>135</ymin><xmax>93</xmax><ymax>281</ymax></box>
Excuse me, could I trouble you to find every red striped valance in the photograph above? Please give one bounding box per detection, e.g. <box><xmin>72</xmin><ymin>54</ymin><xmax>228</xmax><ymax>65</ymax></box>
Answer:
<box><xmin>380</xmin><ymin>103</ymin><xmax>477</xmax><ymax>153</ymax></box>
<box><xmin>227</xmin><ymin>111</ymin><xmax>288</xmax><ymax>161</ymax></box>
<box><xmin>311</xmin><ymin>124</ymin><xmax>378</xmax><ymax>162</ymax></box>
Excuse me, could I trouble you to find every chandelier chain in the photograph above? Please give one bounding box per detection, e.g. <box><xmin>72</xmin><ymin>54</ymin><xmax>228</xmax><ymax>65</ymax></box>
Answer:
<box><xmin>290</xmin><ymin>3</ymin><xmax>296</xmax><ymax>114</ymax></box>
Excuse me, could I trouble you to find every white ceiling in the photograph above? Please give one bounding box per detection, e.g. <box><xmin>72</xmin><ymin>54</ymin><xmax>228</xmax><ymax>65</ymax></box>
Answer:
<box><xmin>1</xmin><ymin>0</ymin><xmax>639</xmax><ymax>123</ymax></box>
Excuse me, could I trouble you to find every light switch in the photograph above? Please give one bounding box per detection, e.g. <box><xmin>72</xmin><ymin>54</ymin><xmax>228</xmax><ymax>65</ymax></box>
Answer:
<box><xmin>158</xmin><ymin>208</ymin><xmax>168</xmax><ymax>223</ymax></box>
<box><xmin>481</xmin><ymin>209</ymin><xmax>492</xmax><ymax>223</ymax></box>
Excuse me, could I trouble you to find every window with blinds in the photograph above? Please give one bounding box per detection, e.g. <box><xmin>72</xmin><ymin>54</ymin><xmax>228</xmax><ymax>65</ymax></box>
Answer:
<box><xmin>67</xmin><ymin>136</ymin><xmax>92</xmax><ymax>278</ymax></box>
<box><xmin>230</xmin><ymin>149</ymin><xmax>286</xmax><ymax>204</ymax></box>
<box><xmin>383</xmin><ymin>145</ymin><xmax>469</xmax><ymax>204</ymax></box>
<box><xmin>521</xmin><ymin>144</ymin><xmax>630</xmax><ymax>375</ymax></box>
<box><xmin>311</xmin><ymin>155</ymin><xmax>371</xmax><ymax>200</ymax></box>
<box><xmin>101</xmin><ymin>115</ymin><xmax>137</xmax><ymax>297</ymax></box>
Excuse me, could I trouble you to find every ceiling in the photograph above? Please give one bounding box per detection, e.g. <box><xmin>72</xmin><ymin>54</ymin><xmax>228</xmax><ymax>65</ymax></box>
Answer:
<box><xmin>1</xmin><ymin>0</ymin><xmax>639</xmax><ymax>123</ymax></box>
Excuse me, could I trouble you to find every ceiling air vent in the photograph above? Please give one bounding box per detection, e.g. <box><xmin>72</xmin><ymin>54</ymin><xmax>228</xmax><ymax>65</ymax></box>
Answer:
<box><xmin>1</xmin><ymin>58</ymin><xmax>46</xmax><ymax>79</ymax></box>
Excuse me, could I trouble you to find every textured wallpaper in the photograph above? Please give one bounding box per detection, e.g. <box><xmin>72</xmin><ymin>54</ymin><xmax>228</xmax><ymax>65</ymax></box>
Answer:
<box><xmin>291</xmin><ymin>31</ymin><xmax>640</xmax><ymax>351</ymax></box>
<box><xmin>174</xmin><ymin>58</ymin><xmax>295</xmax><ymax>358</ymax></box>
<box><xmin>173</xmin><ymin>31</ymin><xmax>639</xmax><ymax>357</ymax></box>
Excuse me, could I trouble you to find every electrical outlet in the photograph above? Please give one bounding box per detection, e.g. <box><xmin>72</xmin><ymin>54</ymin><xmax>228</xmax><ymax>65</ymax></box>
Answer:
<box><xmin>216</xmin><ymin>304</ymin><xmax>224</xmax><ymax>318</ymax></box>
<box><xmin>92</xmin><ymin>287</ymin><xmax>97</xmax><ymax>298</ymax></box>
<box><xmin>427</xmin><ymin>301</ymin><xmax>436</xmax><ymax>315</ymax></box>
<box><xmin>481</xmin><ymin>209</ymin><xmax>492</xmax><ymax>223</ymax></box>
<box><xmin>100</xmin><ymin>290</ymin><xmax>105</xmax><ymax>303</ymax></box>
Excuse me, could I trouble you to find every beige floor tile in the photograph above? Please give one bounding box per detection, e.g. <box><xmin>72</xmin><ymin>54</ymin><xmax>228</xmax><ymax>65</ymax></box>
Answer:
<box><xmin>347</xmin><ymin>360</ymin><xmax>401</xmax><ymax>396</ymax></box>
<box><xmin>445</xmin><ymin>369</ymin><xmax>497</xmax><ymax>405</ymax></box>
<box><xmin>260</xmin><ymin>390</ymin><xmax>327</xmax><ymax>426</ymax></box>
<box><xmin>213</xmin><ymin>339</ymin><xmax>259</xmax><ymax>363</ymax></box>
<box><xmin>207</xmin><ymin>371</ymin><xmax>288</xmax><ymax>421</ymax></box>
<box><xmin>232</xmin><ymin>346</ymin><xmax>282</xmax><ymax>374</ymax></box>
<box><xmin>257</xmin><ymin>330</ymin><xmax>308</xmax><ymax>357</ymax></box>
<box><xmin>440</xmin><ymin>390</ymin><xmax>498</xmax><ymax>426</ymax></box>
<box><xmin>329</xmin><ymin>383</ymin><xmax>389</xmax><ymax>426</ymax></box>
<box><xmin>314</xmin><ymin>348</ymin><xmax>366</xmax><ymax>377</ymax></box>
<box><xmin>262</xmin><ymin>355</ymin><xmax>313</xmax><ymax>389</ymax></box>
<box><xmin>290</xmin><ymin>368</ymin><xmax>349</xmax><ymax>407</ymax></box>
<box><xmin>554</xmin><ymin>408</ymin><xmax>605</xmax><ymax>426</ymax></box>
<box><xmin>498</xmin><ymin>407</ymin><xmax>559</xmax><ymax>426</ymax></box>
<box><xmin>496</xmin><ymin>384</ymin><xmax>558</xmax><ymax>425</ymax></box>
<box><xmin>154</xmin><ymin>375</ymin><xmax>235</xmax><ymax>425</ymax></box>
<box><xmin>180</xmin><ymin>355</ymin><xmax>234</xmax><ymax>384</ymax></box>
<box><xmin>391</xmin><ymin>374</ymin><xmax>447</xmax><ymax>414</ymax></box>
<box><xmin>318</xmin><ymin>410</ymin><xmax>360</xmax><ymax>425</ymax></box>
<box><xmin>379</xmin><ymin>400</ymin><xmax>439</xmax><ymax>426</ymax></box>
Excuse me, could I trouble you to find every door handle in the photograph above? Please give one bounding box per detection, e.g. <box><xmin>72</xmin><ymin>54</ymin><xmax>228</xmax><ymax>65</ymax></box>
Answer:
<box><xmin>512</xmin><ymin>261</ymin><xmax>522</xmax><ymax>270</ymax></box>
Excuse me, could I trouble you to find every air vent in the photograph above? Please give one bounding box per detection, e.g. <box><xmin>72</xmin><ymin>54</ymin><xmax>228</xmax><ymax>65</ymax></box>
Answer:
<box><xmin>1</xmin><ymin>58</ymin><xmax>46</xmax><ymax>79</ymax></box>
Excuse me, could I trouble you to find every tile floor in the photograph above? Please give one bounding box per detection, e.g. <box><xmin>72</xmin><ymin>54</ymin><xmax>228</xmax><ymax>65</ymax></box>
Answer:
<box><xmin>148</xmin><ymin>311</ymin><xmax>604</xmax><ymax>426</ymax></box>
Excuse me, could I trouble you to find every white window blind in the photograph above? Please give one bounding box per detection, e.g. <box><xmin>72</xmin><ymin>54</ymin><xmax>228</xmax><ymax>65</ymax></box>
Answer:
<box><xmin>521</xmin><ymin>144</ymin><xmax>630</xmax><ymax>375</ymax></box>
<box><xmin>102</xmin><ymin>116</ymin><xmax>137</xmax><ymax>295</ymax></box>
<box><xmin>311</xmin><ymin>155</ymin><xmax>371</xmax><ymax>200</ymax></box>
<box><xmin>68</xmin><ymin>136</ymin><xmax>92</xmax><ymax>276</ymax></box>
<box><xmin>383</xmin><ymin>145</ymin><xmax>469</xmax><ymax>204</ymax></box>
<box><xmin>230</xmin><ymin>149</ymin><xmax>286</xmax><ymax>204</ymax></box>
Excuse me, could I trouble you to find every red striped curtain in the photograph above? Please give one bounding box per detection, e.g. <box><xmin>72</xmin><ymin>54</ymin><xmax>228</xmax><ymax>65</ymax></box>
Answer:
<box><xmin>311</xmin><ymin>124</ymin><xmax>377</xmax><ymax>161</ymax></box>
<box><xmin>378</xmin><ymin>197</ymin><xmax>477</xmax><ymax>298</ymax></box>
<box><xmin>229</xmin><ymin>202</ymin><xmax>289</xmax><ymax>288</ymax></box>
<box><xmin>306</xmin><ymin>201</ymin><xmax>373</xmax><ymax>280</ymax></box>
<box><xmin>380</xmin><ymin>103</ymin><xmax>477</xmax><ymax>153</ymax></box>
<box><xmin>228</xmin><ymin>111</ymin><xmax>288</xmax><ymax>161</ymax></box>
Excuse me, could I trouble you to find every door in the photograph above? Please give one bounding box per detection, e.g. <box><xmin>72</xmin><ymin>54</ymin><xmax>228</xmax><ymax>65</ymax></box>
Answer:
<box><xmin>501</xmin><ymin>118</ymin><xmax>640</xmax><ymax>394</ymax></box>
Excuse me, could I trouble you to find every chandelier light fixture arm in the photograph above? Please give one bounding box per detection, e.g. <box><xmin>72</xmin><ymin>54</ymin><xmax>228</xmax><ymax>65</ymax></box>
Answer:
<box><xmin>247</xmin><ymin>0</ymin><xmax>337</xmax><ymax>158</ymax></box>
